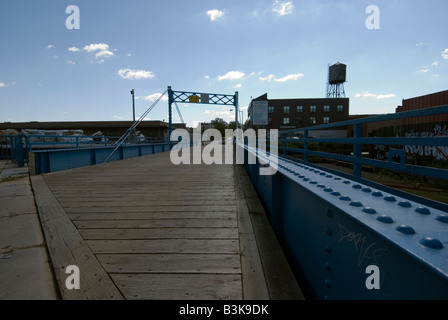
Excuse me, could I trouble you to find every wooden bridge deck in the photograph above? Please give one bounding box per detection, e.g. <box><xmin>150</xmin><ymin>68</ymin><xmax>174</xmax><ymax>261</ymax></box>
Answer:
<box><xmin>31</xmin><ymin>150</ymin><xmax>303</xmax><ymax>300</ymax></box>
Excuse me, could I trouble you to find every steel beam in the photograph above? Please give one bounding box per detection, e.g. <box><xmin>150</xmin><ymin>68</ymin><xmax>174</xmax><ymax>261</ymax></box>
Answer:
<box><xmin>241</xmin><ymin>143</ymin><xmax>448</xmax><ymax>300</ymax></box>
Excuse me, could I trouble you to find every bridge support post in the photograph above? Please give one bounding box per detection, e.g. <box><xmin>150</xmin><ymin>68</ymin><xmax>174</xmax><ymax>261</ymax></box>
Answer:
<box><xmin>304</xmin><ymin>130</ymin><xmax>309</xmax><ymax>163</ymax></box>
<box><xmin>168</xmin><ymin>86</ymin><xmax>174</xmax><ymax>139</ymax></box>
<box><xmin>353</xmin><ymin>123</ymin><xmax>363</xmax><ymax>177</ymax></box>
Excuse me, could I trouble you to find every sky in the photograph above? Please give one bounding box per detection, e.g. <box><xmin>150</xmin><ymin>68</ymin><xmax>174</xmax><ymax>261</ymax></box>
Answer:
<box><xmin>0</xmin><ymin>0</ymin><xmax>447</xmax><ymax>128</ymax></box>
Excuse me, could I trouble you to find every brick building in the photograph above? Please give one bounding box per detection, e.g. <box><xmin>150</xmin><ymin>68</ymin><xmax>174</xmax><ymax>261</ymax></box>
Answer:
<box><xmin>247</xmin><ymin>93</ymin><xmax>350</xmax><ymax>134</ymax></box>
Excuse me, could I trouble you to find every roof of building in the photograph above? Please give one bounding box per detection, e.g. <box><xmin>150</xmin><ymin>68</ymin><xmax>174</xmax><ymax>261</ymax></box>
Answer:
<box><xmin>0</xmin><ymin>121</ymin><xmax>169</xmax><ymax>130</ymax></box>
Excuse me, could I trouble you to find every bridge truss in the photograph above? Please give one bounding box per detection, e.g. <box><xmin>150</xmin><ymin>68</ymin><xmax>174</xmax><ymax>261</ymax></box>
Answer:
<box><xmin>167</xmin><ymin>86</ymin><xmax>239</xmax><ymax>136</ymax></box>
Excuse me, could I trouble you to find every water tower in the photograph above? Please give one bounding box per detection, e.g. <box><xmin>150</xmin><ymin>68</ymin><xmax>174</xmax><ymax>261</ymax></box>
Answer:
<box><xmin>326</xmin><ymin>62</ymin><xmax>347</xmax><ymax>98</ymax></box>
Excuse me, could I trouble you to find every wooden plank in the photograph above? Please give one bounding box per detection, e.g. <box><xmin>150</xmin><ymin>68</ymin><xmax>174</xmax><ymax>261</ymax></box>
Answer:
<box><xmin>233</xmin><ymin>166</ymin><xmax>270</xmax><ymax>300</ymax></box>
<box><xmin>53</xmin><ymin>195</ymin><xmax>236</xmax><ymax>201</ymax></box>
<box><xmin>73</xmin><ymin>218</ymin><xmax>237</xmax><ymax>229</ymax></box>
<box><xmin>234</xmin><ymin>164</ymin><xmax>305</xmax><ymax>300</ymax></box>
<box><xmin>111</xmin><ymin>274</ymin><xmax>242</xmax><ymax>300</ymax></box>
<box><xmin>98</xmin><ymin>253</ymin><xmax>241</xmax><ymax>274</ymax></box>
<box><xmin>64</xmin><ymin>206</ymin><xmax>236</xmax><ymax>213</ymax></box>
<box><xmin>30</xmin><ymin>175</ymin><xmax>123</xmax><ymax>300</ymax></box>
<box><xmin>86</xmin><ymin>239</ymin><xmax>240</xmax><ymax>254</ymax></box>
<box><xmin>68</xmin><ymin>212</ymin><xmax>236</xmax><ymax>220</ymax></box>
<box><xmin>79</xmin><ymin>228</ymin><xmax>239</xmax><ymax>240</ymax></box>
<box><xmin>57</xmin><ymin>200</ymin><xmax>236</xmax><ymax>207</ymax></box>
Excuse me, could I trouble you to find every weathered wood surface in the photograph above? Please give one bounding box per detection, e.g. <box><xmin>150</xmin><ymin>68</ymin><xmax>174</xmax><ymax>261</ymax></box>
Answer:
<box><xmin>33</xmin><ymin>150</ymin><xmax>303</xmax><ymax>300</ymax></box>
<box><xmin>31</xmin><ymin>175</ymin><xmax>123</xmax><ymax>300</ymax></box>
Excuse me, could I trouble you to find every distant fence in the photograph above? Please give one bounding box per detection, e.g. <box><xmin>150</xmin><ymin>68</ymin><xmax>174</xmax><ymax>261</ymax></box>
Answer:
<box><xmin>29</xmin><ymin>142</ymin><xmax>176</xmax><ymax>175</ymax></box>
<box><xmin>0</xmin><ymin>134</ymin><xmax>166</xmax><ymax>167</ymax></box>
<box><xmin>0</xmin><ymin>135</ymin><xmax>27</xmax><ymax>166</ymax></box>
<box><xmin>275</xmin><ymin>104</ymin><xmax>448</xmax><ymax>181</ymax></box>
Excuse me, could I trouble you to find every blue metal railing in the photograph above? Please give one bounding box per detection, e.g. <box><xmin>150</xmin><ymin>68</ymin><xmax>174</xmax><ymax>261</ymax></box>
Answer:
<box><xmin>26</xmin><ymin>134</ymin><xmax>165</xmax><ymax>150</ymax></box>
<box><xmin>0</xmin><ymin>134</ymin><xmax>166</xmax><ymax>166</ymax></box>
<box><xmin>0</xmin><ymin>134</ymin><xmax>27</xmax><ymax>166</ymax></box>
<box><xmin>238</xmin><ymin>105</ymin><xmax>448</xmax><ymax>300</ymax></box>
<box><xmin>30</xmin><ymin>141</ymin><xmax>176</xmax><ymax>175</ymax></box>
<box><xmin>274</xmin><ymin>104</ymin><xmax>448</xmax><ymax>181</ymax></box>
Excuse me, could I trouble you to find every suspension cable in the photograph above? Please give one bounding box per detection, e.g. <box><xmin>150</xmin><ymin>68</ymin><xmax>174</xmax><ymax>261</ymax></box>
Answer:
<box><xmin>103</xmin><ymin>89</ymin><xmax>168</xmax><ymax>164</ymax></box>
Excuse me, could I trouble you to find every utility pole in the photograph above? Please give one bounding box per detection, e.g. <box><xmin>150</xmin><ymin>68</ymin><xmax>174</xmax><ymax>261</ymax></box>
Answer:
<box><xmin>131</xmin><ymin>89</ymin><xmax>136</xmax><ymax>138</ymax></box>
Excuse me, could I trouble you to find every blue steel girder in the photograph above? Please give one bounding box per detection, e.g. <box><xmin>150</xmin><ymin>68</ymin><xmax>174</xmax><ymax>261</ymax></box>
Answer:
<box><xmin>167</xmin><ymin>86</ymin><xmax>239</xmax><ymax>137</ymax></box>
<box><xmin>170</xmin><ymin>90</ymin><xmax>236</xmax><ymax>106</ymax></box>
<box><xmin>240</xmin><ymin>143</ymin><xmax>448</xmax><ymax>300</ymax></box>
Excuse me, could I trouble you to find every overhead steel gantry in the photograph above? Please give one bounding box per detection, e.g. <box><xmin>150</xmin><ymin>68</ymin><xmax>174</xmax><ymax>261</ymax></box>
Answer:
<box><xmin>167</xmin><ymin>86</ymin><xmax>239</xmax><ymax>136</ymax></box>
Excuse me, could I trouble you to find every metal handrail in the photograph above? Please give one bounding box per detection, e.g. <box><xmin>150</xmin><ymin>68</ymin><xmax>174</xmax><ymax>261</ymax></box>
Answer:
<box><xmin>268</xmin><ymin>104</ymin><xmax>448</xmax><ymax>180</ymax></box>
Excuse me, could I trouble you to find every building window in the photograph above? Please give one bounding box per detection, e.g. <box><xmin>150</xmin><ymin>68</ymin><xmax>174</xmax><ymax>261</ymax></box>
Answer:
<box><xmin>324</xmin><ymin>105</ymin><xmax>330</xmax><ymax>112</ymax></box>
<box><xmin>297</xmin><ymin>105</ymin><xmax>303</xmax><ymax>112</ymax></box>
<box><xmin>284</xmin><ymin>106</ymin><xmax>290</xmax><ymax>113</ymax></box>
<box><xmin>297</xmin><ymin>117</ymin><xmax>303</xmax><ymax>124</ymax></box>
<box><xmin>268</xmin><ymin>106</ymin><xmax>274</xmax><ymax>113</ymax></box>
<box><xmin>268</xmin><ymin>117</ymin><xmax>272</xmax><ymax>125</ymax></box>
<box><xmin>310</xmin><ymin>117</ymin><xmax>316</xmax><ymax>125</ymax></box>
<box><xmin>283</xmin><ymin>117</ymin><xmax>290</xmax><ymax>125</ymax></box>
<box><xmin>323</xmin><ymin>117</ymin><xmax>330</xmax><ymax>124</ymax></box>
<box><xmin>337</xmin><ymin>105</ymin><xmax>344</xmax><ymax>112</ymax></box>
<box><xmin>310</xmin><ymin>105</ymin><xmax>316</xmax><ymax>112</ymax></box>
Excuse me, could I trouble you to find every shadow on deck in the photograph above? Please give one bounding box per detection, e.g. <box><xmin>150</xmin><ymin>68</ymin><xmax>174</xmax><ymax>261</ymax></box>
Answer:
<box><xmin>31</xmin><ymin>151</ymin><xmax>304</xmax><ymax>300</ymax></box>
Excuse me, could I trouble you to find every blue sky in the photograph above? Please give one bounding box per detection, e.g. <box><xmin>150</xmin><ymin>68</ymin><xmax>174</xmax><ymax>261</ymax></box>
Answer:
<box><xmin>1</xmin><ymin>0</ymin><xmax>447</xmax><ymax>128</ymax></box>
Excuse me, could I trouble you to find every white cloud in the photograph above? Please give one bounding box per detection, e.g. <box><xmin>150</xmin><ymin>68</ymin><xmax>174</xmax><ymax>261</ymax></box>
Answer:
<box><xmin>204</xmin><ymin>109</ymin><xmax>234</xmax><ymax>121</ymax></box>
<box><xmin>218</xmin><ymin>71</ymin><xmax>246</xmax><ymax>81</ymax></box>
<box><xmin>67</xmin><ymin>60</ymin><xmax>76</xmax><ymax>65</ymax></box>
<box><xmin>0</xmin><ymin>81</ymin><xmax>16</xmax><ymax>88</ymax></box>
<box><xmin>442</xmin><ymin>48</ymin><xmax>448</xmax><ymax>59</ymax></box>
<box><xmin>259</xmin><ymin>74</ymin><xmax>276</xmax><ymax>82</ymax></box>
<box><xmin>95</xmin><ymin>50</ymin><xmax>114</xmax><ymax>59</ymax></box>
<box><xmin>207</xmin><ymin>9</ymin><xmax>225</xmax><ymax>21</ymax></box>
<box><xmin>273</xmin><ymin>1</ymin><xmax>293</xmax><ymax>16</ymax></box>
<box><xmin>46</xmin><ymin>45</ymin><xmax>54</xmax><ymax>49</ymax></box>
<box><xmin>354</xmin><ymin>91</ymin><xmax>396</xmax><ymax>100</ymax></box>
<box><xmin>376</xmin><ymin>94</ymin><xmax>396</xmax><ymax>100</ymax></box>
<box><xmin>118</xmin><ymin>68</ymin><xmax>155</xmax><ymax>80</ymax></box>
<box><xmin>204</xmin><ymin>75</ymin><xmax>210</xmax><ymax>79</ymax></box>
<box><xmin>420</xmin><ymin>68</ymin><xmax>429</xmax><ymax>73</ymax></box>
<box><xmin>83</xmin><ymin>43</ymin><xmax>110</xmax><ymax>52</ymax></box>
<box><xmin>432</xmin><ymin>61</ymin><xmax>439</xmax><ymax>66</ymax></box>
<box><xmin>233</xmin><ymin>83</ymin><xmax>242</xmax><ymax>89</ymax></box>
<box><xmin>144</xmin><ymin>93</ymin><xmax>169</xmax><ymax>102</ymax></box>
<box><xmin>68</xmin><ymin>47</ymin><xmax>81</xmax><ymax>52</ymax></box>
<box><xmin>68</xmin><ymin>43</ymin><xmax>115</xmax><ymax>63</ymax></box>
<box><xmin>259</xmin><ymin>73</ymin><xmax>304</xmax><ymax>82</ymax></box>
<box><xmin>274</xmin><ymin>73</ymin><xmax>304</xmax><ymax>82</ymax></box>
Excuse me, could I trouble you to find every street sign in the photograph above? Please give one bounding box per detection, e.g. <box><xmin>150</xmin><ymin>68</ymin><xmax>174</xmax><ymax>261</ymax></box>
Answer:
<box><xmin>252</xmin><ymin>101</ymin><xmax>268</xmax><ymax>125</ymax></box>
<box><xmin>189</xmin><ymin>95</ymin><xmax>200</xmax><ymax>103</ymax></box>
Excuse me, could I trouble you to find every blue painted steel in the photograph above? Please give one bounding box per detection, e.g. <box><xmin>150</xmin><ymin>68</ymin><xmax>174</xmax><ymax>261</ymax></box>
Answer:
<box><xmin>239</xmin><ymin>142</ymin><xmax>448</xmax><ymax>300</ymax></box>
<box><xmin>167</xmin><ymin>86</ymin><xmax>239</xmax><ymax>137</ymax></box>
<box><xmin>31</xmin><ymin>142</ymin><xmax>177</xmax><ymax>175</ymax></box>
<box><xmin>0</xmin><ymin>135</ymin><xmax>12</xmax><ymax>160</ymax></box>
<box><xmin>275</xmin><ymin>104</ymin><xmax>448</xmax><ymax>179</ymax></box>
<box><xmin>0</xmin><ymin>134</ymin><xmax>165</xmax><ymax>164</ymax></box>
<box><xmin>0</xmin><ymin>134</ymin><xmax>27</xmax><ymax>166</ymax></box>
